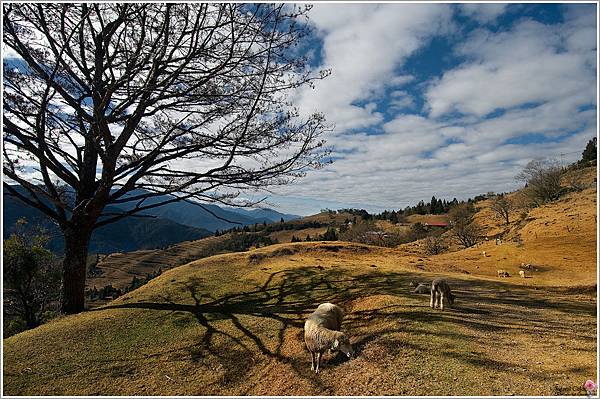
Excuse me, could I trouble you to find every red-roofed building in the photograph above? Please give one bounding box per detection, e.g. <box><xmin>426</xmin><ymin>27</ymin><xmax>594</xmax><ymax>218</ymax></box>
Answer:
<box><xmin>424</xmin><ymin>222</ymin><xmax>448</xmax><ymax>228</ymax></box>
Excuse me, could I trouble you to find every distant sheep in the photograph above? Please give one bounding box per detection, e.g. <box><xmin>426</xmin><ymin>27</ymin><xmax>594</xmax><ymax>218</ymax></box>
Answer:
<box><xmin>497</xmin><ymin>270</ymin><xmax>510</xmax><ymax>277</ymax></box>
<box><xmin>412</xmin><ymin>283</ymin><xmax>430</xmax><ymax>294</ymax></box>
<box><xmin>519</xmin><ymin>270</ymin><xmax>526</xmax><ymax>278</ymax></box>
<box><xmin>430</xmin><ymin>278</ymin><xmax>455</xmax><ymax>311</ymax></box>
<box><xmin>482</xmin><ymin>251</ymin><xmax>487</xmax><ymax>257</ymax></box>
<box><xmin>304</xmin><ymin>303</ymin><xmax>353</xmax><ymax>373</ymax></box>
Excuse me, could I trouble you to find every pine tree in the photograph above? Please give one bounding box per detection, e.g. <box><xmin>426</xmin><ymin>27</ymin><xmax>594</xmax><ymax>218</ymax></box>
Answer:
<box><xmin>430</xmin><ymin>196</ymin><xmax>437</xmax><ymax>214</ymax></box>
<box><xmin>581</xmin><ymin>137</ymin><xmax>597</xmax><ymax>165</ymax></box>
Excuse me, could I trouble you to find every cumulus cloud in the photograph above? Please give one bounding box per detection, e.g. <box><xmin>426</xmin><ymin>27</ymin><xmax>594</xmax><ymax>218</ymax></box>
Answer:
<box><xmin>426</xmin><ymin>15</ymin><xmax>597</xmax><ymax>118</ymax></box>
<box><xmin>459</xmin><ymin>3</ymin><xmax>508</xmax><ymax>24</ymax></box>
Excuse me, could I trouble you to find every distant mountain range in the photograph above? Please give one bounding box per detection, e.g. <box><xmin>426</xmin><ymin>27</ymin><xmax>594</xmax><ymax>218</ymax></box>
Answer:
<box><xmin>222</xmin><ymin>206</ymin><xmax>299</xmax><ymax>224</ymax></box>
<box><xmin>3</xmin><ymin>194</ymin><xmax>211</xmax><ymax>254</ymax></box>
<box><xmin>114</xmin><ymin>191</ymin><xmax>299</xmax><ymax>232</ymax></box>
<box><xmin>3</xmin><ymin>186</ymin><xmax>299</xmax><ymax>254</ymax></box>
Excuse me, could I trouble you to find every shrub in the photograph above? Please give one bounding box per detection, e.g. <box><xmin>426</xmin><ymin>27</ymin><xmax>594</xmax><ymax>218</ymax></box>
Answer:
<box><xmin>3</xmin><ymin>220</ymin><xmax>61</xmax><ymax>333</ymax></box>
<box><xmin>448</xmin><ymin>203</ymin><xmax>483</xmax><ymax>248</ymax></box>
<box><xmin>424</xmin><ymin>235</ymin><xmax>447</xmax><ymax>255</ymax></box>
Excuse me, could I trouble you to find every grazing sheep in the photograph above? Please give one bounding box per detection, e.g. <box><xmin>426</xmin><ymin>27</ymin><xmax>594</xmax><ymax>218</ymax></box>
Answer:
<box><xmin>430</xmin><ymin>278</ymin><xmax>455</xmax><ymax>310</ymax></box>
<box><xmin>482</xmin><ymin>251</ymin><xmax>487</xmax><ymax>257</ymax></box>
<box><xmin>519</xmin><ymin>270</ymin><xmax>526</xmax><ymax>278</ymax></box>
<box><xmin>304</xmin><ymin>303</ymin><xmax>353</xmax><ymax>373</ymax></box>
<box><xmin>497</xmin><ymin>270</ymin><xmax>510</xmax><ymax>277</ymax></box>
<box><xmin>412</xmin><ymin>283</ymin><xmax>430</xmax><ymax>294</ymax></box>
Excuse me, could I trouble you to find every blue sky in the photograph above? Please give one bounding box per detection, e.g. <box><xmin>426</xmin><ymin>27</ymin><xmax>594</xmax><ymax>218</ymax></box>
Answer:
<box><xmin>262</xmin><ymin>3</ymin><xmax>597</xmax><ymax>216</ymax></box>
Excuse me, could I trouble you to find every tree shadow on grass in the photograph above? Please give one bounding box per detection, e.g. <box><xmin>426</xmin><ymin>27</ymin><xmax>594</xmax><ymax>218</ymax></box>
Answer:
<box><xmin>94</xmin><ymin>265</ymin><xmax>596</xmax><ymax>394</ymax></box>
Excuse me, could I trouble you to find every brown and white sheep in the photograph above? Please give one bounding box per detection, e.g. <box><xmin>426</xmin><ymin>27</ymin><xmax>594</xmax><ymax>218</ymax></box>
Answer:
<box><xmin>430</xmin><ymin>278</ymin><xmax>455</xmax><ymax>310</ymax></box>
<box><xmin>304</xmin><ymin>303</ymin><xmax>353</xmax><ymax>373</ymax></box>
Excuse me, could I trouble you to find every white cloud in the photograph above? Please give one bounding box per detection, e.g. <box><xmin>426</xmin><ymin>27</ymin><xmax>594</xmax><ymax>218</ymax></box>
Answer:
<box><xmin>459</xmin><ymin>3</ymin><xmax>508</xmax><ymax>24</ymax></box>
<box><xmin>426</xmin><ymin>17</ymin><xmax>597</xmax><ymax>118</ymax></box>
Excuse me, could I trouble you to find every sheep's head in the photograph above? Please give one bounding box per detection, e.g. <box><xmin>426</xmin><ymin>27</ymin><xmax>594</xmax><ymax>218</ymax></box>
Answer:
<box><xmin>449</xmin><ymin>293</ymin><xmax>456</xmax><ymax>306</ymax></box>
<box><xmin>332</xmin><ymin>333</ymin><xmax>353</xmax><ymax>358</ymax></box>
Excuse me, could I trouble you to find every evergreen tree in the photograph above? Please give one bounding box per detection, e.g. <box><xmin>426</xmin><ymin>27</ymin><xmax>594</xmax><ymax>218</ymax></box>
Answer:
<box><xmin>430</xmin><ymin>196</ymin><xmax>437</xmax><ymax>214</ymax></box>
<box><xmin>321</xmin><ymin>227</ymin><xmax>338</xmax><ymax>241</ymax></box>
<box><xmin>581</xmin><ymin>137</ymin><xmax>597</xmax><ymax>164</ymax></box>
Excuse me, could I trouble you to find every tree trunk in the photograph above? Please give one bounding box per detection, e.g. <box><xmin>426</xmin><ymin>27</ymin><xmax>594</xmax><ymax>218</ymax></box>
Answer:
<box><xmin>61</xmin><ymin>227</ymin><xmax>92</xmax><ymax>314</ymax></box>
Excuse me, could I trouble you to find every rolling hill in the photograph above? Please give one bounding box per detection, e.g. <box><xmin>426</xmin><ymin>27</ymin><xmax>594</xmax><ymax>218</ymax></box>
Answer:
<box><xmin>3</xmin><ymin>166</ymin><xmax>597</xmax><ymax>395</ymax></box>
<box><xmin>3</xmin><ymin>240</ymin><xmax>596</xmax><ymax>395</ymax></box>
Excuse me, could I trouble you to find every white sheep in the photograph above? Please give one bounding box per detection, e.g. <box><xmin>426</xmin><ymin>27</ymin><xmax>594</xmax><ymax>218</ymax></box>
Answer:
<box><xmin>497</xmin><ymin>269</ymin><xmax>510</xmax><ymax>277</ymax></box>
<box><xmin>304</xmin><ymin>303</ymin><xmax>353</xmax><ymax>373</ymax></box>
<box><xmin>412</xmin><ymin>283</ymin><xmax>430</xmax><ymax>294</ymax></box>
<box><xmin>519</xmin><ymin>270</ymin><xmax>526</xmax><ymax>278</ymax></box>
<box><xmin>482</xmin><ymin>251</ymin><xmax>487</xmax><ymax>257</ymax></box>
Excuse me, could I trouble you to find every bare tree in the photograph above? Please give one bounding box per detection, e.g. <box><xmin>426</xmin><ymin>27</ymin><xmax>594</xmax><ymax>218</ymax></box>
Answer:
<box><xmin>448</xmin><ymin>203</ymin><xmax>482</xmax><ymax>248</ymax></box>
<box><xmin>516</xmin><ymin>159</ymin><xmax>563</xmax><ymax>206</ymax></box>
<box><xmin>424</xmin><ymin>235</ymin><xmax>447</xmax><ymax>255</ymax></box>
<box><xmin>3</xmin><ymin>4</ymin><xmax>329</xmax><ymax>313</ymax></box>
<box><xmin>489</xmin><ymin>194</ymin><xmax>513</xmax><ymax>225</ymax></box>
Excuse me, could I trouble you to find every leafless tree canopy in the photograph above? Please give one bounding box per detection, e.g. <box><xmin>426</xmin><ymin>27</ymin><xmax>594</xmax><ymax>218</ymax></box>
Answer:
<box><xmin>3</xmin><ymin>3</ymin><xmax>330</xmax><ymax>313</ymax></box>
<box><xmin>448</xmin><ymin>203</ymin><xmax>482</xmax><ymax>248</ymax></box>
<box><xmin>489</xmin><ymin>194</ymin><xmax>513</xmax><ymax>225</ymax></box>
<box><xmin>516</xmin><ymin>159</ymin><xmax>563</xmax><ymax>206</ymax></box>
<box><xmin>424</xmin><ymin>235</ymin><xmax>447</xmax><ymax>255</ymax></box>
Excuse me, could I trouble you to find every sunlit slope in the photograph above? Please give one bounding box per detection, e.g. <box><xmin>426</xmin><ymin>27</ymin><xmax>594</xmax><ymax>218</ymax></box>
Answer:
<box><xmin>405</xmin><ymin>167</ymin><xmax>597</xmax><ymax>285</ymax></box>
<box><xmin>4</xmin><ymin>241</ymin><xmax>596</xmax><ymax>396</ymax></box>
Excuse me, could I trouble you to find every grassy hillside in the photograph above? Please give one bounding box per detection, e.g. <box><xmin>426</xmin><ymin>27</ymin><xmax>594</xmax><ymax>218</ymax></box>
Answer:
<box><xmin>268</xmin><ymin>227</ymin><xmax>328</xmax><ymax>243</ymax></box>
<box><xmin>4</xmin><ymin>240</ymin><xmax>596</xmax><ymax>396</ymax></box>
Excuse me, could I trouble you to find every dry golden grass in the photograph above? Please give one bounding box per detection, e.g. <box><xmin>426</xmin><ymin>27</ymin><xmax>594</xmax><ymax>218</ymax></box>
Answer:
<box><xmin>301</xmin><ymin>211</ymin><xmax>354</xmax><ymax>224</ymax></box>
<box><xmin>4</xmin><ymin>238</ymin><xmax>596</xmax><ymax>395</ymax></box>
<box><xmin>406</xmin><ymin>214</ymin><xmax>449</xmax><ymax>225</ymax></box>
